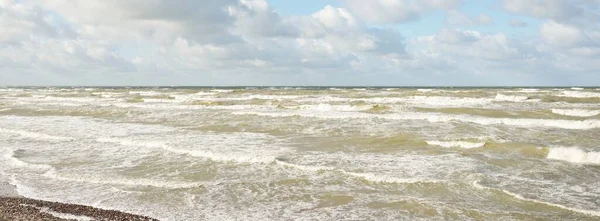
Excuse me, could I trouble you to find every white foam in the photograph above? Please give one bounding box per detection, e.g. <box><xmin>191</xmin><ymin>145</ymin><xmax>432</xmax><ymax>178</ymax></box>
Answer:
<box><xmin>193</xmin><ymin>92</ymin><xmax>217</xmax><ymax>96</ymax></box>
<box><xmin>396</xmin><ymin>96</ymin><xmax>492</xmax><ymax>107</ymax></box>
<box><xmin>342</xmin><ymin>171</ymin><xmax>441</xmax><ymax>184</ymax></box>
<box><xmin>275</xmin><ymin>160</ymin><xmax>334</xmax><ymax>172</ymax></box>
<box><xmin>426</xmin><ymin>141</ymin><xmax>485</xmax><ymax>149</ymax></box>
<box><xmin>559</xmin><ymin>91</ymin><xmax>600</xmax><ymax>98</ymax></box>
<box><xmin>142</xmin><ymin>98</ymin><xmax>175</xmax><ymax>103</ymax></box>
<box><xmin>275</xmin><ymin>160</ymin><xmax>441</xmax><ymax>184</ymax></box>
<box><xmin>233</xmin><ymin>111</ymin><xmax>600</xmax><ymax>130</ymax></box>
<box><xmin>297</xmin><ymin>104</ymin><xmax>374</xmax><ymax>112</ymax></box>
<box><xmin>99</xmin><ymin>135</ymin><xmax>282</xmax><ymax>165</ymax></box>
<box><xmin>547</xmin><ymin>147</ymin><xmax>600</xmax><ymax>165</ymax></box>
<box><xmin>0</xmin><ymin>128</ymin><xmax>75</xmax><ymax>141</ymax></box>
<box><xmin>163</xmin><ymin>146</ymin><xmax>277</xmax><ymax>164</ymax></box>
<box><xmin>552</xmin><ymin>109</ymin><xmax>600</xmax><ymax>117</ymax></box>
<box><xmin>472</xmin><ymin>180</ymin><xmax>600</xmax><ymax>217</ymax></box>
<box><xmin>417</xmin><ymin>89</ymin><xmax>435</xmax><ymax>92</ymax></box>
<box><xmin>129</xmin><ymin>91</ymin><xmax>166</xmax><ymax>96</ymax></box>
<box><xmin>3</xmin><ymin>150</ymin><xmax>54</xmax><ymax>172</ymax></box>
<box><xmin>96</xmin><ymin>137</ymin><xmax>167</xmax><ymax>148</ymax></box>
<box><xmin>43</xmin><ymin>170</ymin><xmax>203</xmax><ymax>189</ymax></box>
<box><xmin>211</xmin><ymin>89</ymin><xmax>233</xmax><ymax>93</ymax></box>
<box><xmin>520</xmin><ymin>88</ymin><xmax>540</xmax><ymax>92</ymax></box>
<box><xmin>571</xmin><ymin>87</ymin><xmax>585</xmax><ymax>90</ymax></box>
<box><xmin>495</xmin><ymin>94</ymin><xmax>529</xmax><ymax>102</ymax></box>
<box><xmin>39</xmin><ymin>207</ymin><xmax>95</xmax><ymax>221</ymax></box>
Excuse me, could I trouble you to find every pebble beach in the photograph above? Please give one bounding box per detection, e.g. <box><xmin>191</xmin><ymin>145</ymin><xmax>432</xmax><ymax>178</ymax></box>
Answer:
<box><xmin>0</xmin><ymin>179</ymin><xmax>157</xmax><ymax>221</ymax></box>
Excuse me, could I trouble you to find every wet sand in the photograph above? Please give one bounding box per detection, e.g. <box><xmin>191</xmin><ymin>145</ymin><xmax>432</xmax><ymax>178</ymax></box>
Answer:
<box><xmin>0</xmin><ymin>180</ymin><xmax>158</xmax><ymax>221</ymax></box>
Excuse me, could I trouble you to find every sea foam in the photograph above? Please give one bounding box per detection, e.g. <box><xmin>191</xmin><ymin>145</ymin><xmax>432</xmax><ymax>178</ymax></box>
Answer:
<box><xmin>472</xmin><ymin>180</ymin><xmax>600</xmax><ymax>217</ymax></box>
<box><xmin>233</xmin><ymin>111</ymin><xmax>600</xmax><ymax>130</ymax></box>
<box><xmin>552</xmin><ymin>109</ymin><xmax>600</xmax><ymax>117</ymax></box>
<box><xmin>426</xmin><ymin>141</ymin><xmax>485</xmax><ymax>149</ymax></box>
<box><xmin>495</xmin><ymin>94</ymin><xmax>529</xmax><ymax>102</ymax></box>
<box><xmin>0</xmin><ymin>128</ymin><xmax>75</xmax><ymax>142</ymax></box>
<box><xmin>547</xmin><ymin>147</ymin><xmax>600</xmax><ymax>165</ymax></box>
<box><xmin>559</xmin><ymin>91</ymin><xmax>600</xmax><ymax>98</ymax></box>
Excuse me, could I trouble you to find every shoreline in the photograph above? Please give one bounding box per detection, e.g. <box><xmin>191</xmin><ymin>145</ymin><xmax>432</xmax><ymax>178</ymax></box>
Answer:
<box><xmin>0</xmin><ymin>180</ymin><xmax>158</xmax><ymax>221</ymax></box>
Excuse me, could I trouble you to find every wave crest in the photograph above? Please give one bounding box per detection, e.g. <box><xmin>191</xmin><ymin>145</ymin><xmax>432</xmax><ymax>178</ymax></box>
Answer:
<box><xmin>552</xmin><ymin>109</ymin><xmax>600</xmax><ymax>117</ymax></box>
<box><xmin>427</xmin><ymin>141</ymin><xmax>485</xmax><ymax>149</ymax></box>
<box><xmin>547</xmin><ymin>147</ymin><xmax>600</xmax><ymax>165</ymax></box>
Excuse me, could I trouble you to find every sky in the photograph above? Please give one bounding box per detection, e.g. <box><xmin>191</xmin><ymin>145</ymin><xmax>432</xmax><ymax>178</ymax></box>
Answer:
<box><xmin>1</xmin><ymin>0</ymin><xmax>599</xmax><ymax>86</ymax></box>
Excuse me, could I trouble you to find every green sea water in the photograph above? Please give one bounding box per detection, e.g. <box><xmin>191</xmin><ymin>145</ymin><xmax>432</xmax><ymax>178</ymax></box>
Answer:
<box><xmin>0</xmin><ymin>87</ymin><xmax>599</xmax><ymax>220</ymax></box>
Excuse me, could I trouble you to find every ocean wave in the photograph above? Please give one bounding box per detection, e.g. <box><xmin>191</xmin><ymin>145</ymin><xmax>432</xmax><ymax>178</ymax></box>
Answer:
<box><xmin>0</xmin><ymin>128</ymin><xmax>75</xmax><ymax>141</ymax></box>
<box><xmin>128</xmin><ymin>91</ymin><xmax>166</xmax><ymax>96</ymax></box>
<box><xmin>403</xmin><ymin>96</ymin><xmax>492</xmax><ymax>107</ymax></box>
<box><xmin>275</xmin><ymin>160</ymin><xmax>441</xmax><ymax>184</ymax></box>
<box><xmin>552</xmin><ymin>109</ymin><xmax>600</xmax><ymax>117</ymax></box>
<box><xmin>98</xmin><ymin>136</ymin><xmax>282</xmax><ymax>165</ymax></box>
<box><xmin>233</xmin><ymin>111</ymin><xmax>600</xmax><ymax>130</ymax></box>
<box><xmin>494</xmin><ymin>94</ymin><xmax>529</xmax><ymax>102</ymax></box>
<box><xmin>296</xmin><ymin>104</ymin><xmax>374</xmax><ymax>112</ymax></box>
<box><xmin>426</xmin><ymin>141</ymin><xmax>485</xmax><ymax>149</ymax></box>
<box><xmin>211</xmin><ymin>89</ymin><xmax>234</xmax><ymax>93</ymax></box>
<box><xmin>43</xmin><ymin>170</ymin><xmax>203</xmax><ymax>189</ymax></box>
<box><xmin>275</xmin><ymin>160</ymin><xmax>334</xmax><ymax>172</ymax></box>
<box><xmin>341</xmin><ymin>171</ymin><xmax>442</xmax><ymax>184</ymax></box>
<box><xmin>520</xmin><ymin>88</ymin><xmax>540</xmax><ymax>92</ymax></box>
<box><xmin>547</xmin><ymin>147</ymin><xmax>600</xmax><ymax>165</ymax></box>
<box><xmin>472</xmin><ymin>180</ymin><xmax>600</xmax><ymax>217</ymax></box>
<box><xmin>2</xmin><ymin>150</ymin><xmax>54</xmax><ymax>172</ymax></box>
<box><xmin>163</xmin><ymin>146</ymin><xmax>277</xmax><ymax>164</ymax></box>
<box><xmin>558</xmin><ymin>91</ymin><xmax>600</xmax><ymax>98</ymax></box>
<box><xmin>96</xmin><ymin>137</ymin><xmax>167</xmax><ymax>148</ymax></box>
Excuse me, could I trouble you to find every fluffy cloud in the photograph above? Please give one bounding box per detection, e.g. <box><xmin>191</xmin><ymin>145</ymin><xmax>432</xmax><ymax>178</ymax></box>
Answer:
<box><xmin>343</xmin><ymin>0</ymin><xmax>462</xmax><ymax>23</ymax></box>
<box><xmin>509</xmin><ymin>19</ymin><xmax>527</xmax><ymax>27</ymax></box>
<box><xmin>501</xmin><ymin>0</ymin><xmax>600</xmax><ymax>25</ymax></box>
<box><xmin>446</xmin><ymin>11</ymin><xmax>493</xmax><ymax>26</ymax></box>
<box><xmin>502</xmin><ymin>0</ymin><xmax>600</xmax><ymax>58</ymax></box>
<box><xmin>540</xmin><ymin>21</ymin><xmax>600</xmax><ymax>57</ymax></box>
<box><xmin>1</xmin><ymin>0</ymin><xmax>600</xmax><ymax>86</ymax></box>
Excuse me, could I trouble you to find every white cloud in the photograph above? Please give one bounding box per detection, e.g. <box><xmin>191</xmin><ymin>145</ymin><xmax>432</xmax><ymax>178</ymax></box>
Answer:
<box><xmin>446</xmin><ymin>11</ymin><xmax>493</xmax><ymax>26</ymax></box>
<box><xmin>540</xmin><ymin>21</ymin><xmax>585</xmax><ymax>47</ymax></box>
<box><xmin>509</xmin><ymin>19</ymin><xmax>527</xmax><ymax>27</ymax></box>
<box><xmin>501</xmin><ymin>0</ymin><xmax>600</xmax><ymax>23</ymax></box>
<box><xmin>1</xmin><ymin>0</ymin><xmax>600</xmax><ymax>86</ymax></box>
<box><xmin>42</xmin><ymin>0</ymin><xmax>240</xmax><ymax>44</ymax></box>
<box><xmin>343</xmin><ymin>0</ymin><xmax>462</xmax><ymax>23</ymax></box>
<box><xmin>228</xmin><ymin>0</ymin><xmax>298</xmax><ymax>37</ymax></box>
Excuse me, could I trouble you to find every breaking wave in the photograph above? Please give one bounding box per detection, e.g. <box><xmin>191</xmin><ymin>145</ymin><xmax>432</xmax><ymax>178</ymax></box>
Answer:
<box><xmin>472</xmin><ymin>180</ymin><xmax>600</xmax><ymax>217</ymax></box>
<box><xmin>495</xmin><ymin>94</ymin><xmax>529</xmax><ymax>102</ymax></box>
<box><xmin>426</xmin><ymin>141</ymin><xmax>485</xmax><ymax>149</ymax></box>
<box><xmin>552</xmin><ymin>109</ymin><xmax>600</xmax><ymax>117</ymax></box>
<box><xmin>559</xmin><ymin>91</ymin><xmax>600</xmax><ymax>98</ymax></box>
<box><xmin>0</xmin><ymin>128</ymin><xmax>75</xmax><ymax>142</ymax></box>
<box><xmin>43</xmin><ymin>170</ymin><xmax>203</xmax><ymax>189</ymax></box>
<box><xmin>547</xmin><ymin>147</ymin><xmax>600</xmax><ymax>165</ymax></box>
<box><xmin>233</xmin><ymin>111</ymin><xmax>600</xmax><ymax>130</ymax></box>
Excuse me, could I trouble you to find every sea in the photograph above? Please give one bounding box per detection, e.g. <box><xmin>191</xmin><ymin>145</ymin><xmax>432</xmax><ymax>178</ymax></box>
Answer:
<box><xmin>0</xmin><ymin>87</ymin><xmax>599</xmax><ymax>220</ymax></box>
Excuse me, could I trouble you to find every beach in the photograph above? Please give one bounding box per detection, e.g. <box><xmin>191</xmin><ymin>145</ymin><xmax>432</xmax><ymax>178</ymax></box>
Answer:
<box><xmin>1</xmin><ymin>177</ymin><xmax>157</xmax><ymax>220</ymax></box>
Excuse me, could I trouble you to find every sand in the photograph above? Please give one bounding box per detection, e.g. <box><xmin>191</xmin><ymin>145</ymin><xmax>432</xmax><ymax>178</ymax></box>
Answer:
<box><xmin>0</xmin><ymin>178</ymin><xmax>158</xmax><ymax>221</ymax></box>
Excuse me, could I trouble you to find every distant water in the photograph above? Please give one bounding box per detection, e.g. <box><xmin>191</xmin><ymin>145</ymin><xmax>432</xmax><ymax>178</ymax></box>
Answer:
<box><xmin>1</xmin><ymin>87</ymin><xmax>599</xmax><ymax>220</ymax></box>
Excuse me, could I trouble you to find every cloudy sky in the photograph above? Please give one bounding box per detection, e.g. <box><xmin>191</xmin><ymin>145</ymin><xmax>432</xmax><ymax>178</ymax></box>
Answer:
<box><xmin>1</xmin><ymin>0</ymin><xmax>599</xmax><ymax>86</ymax></box>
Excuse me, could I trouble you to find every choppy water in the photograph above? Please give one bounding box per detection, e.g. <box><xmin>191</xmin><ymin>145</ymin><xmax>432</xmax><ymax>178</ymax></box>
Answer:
<box><xmin>1</xmin><ymin>87</ymin><xmax>599</xmax><ymax>220</ymax></box>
